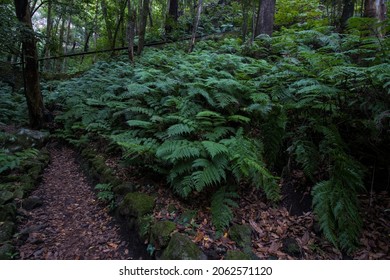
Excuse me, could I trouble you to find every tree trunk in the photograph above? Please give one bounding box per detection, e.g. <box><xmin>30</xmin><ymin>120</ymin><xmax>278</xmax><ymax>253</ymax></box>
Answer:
<box><xmin>255</xmin><ymin>0</ymin><xmax>276</xmax><ymax>36</ymax></box>
<box><xmin>127</xmin><ymin>0</ymin><xmax>136</xmax><ymax>63</ymax></box>
<box><xmin>57</xmin><ymin>17</ymin><xmax>66</xmax><ymax>72</ymax></box>
<box><xmin>112</xmin><ymin>0</ymin><xmax>128</xmax><ymax>51</ymax></box>
<box><xmin>101</xmin><ymin>0</ymin><xmax>113</xmax><ymax>43</ymax></box>
<box><xmin>188</xmin><ymin>0</ymin><xmax>203</xmax><ymax>53</ymax></box>
<box><xmin>364</xmin><ymin>0</ymin><xmax>386</xmax><ymax>20</ymax></box>
<box><xmin>241</xmin><ymin>0</ymin><xmax>250</xmax><ymax>41</ymax></box>
<box><xmin>14</xmin><ymin>0</ymin><xmax>45</xmax><ymax>129</ymax></box>
<box><xmin>43</xmin><ymin>0</ymin><xmax>52</xmax><ymax>71</ymax></box>
<box><xmin>165</xmin><ymin>0</ymin><xmax>178</xmax><ymax>34</ymax></box>
<box><xmin>138</xmin><ymin>0</ymin><xmax>150</xmax><ymax>55</ymax></box>
<box><xmin>339</xmin><ymin>0</ymin><xmax>355</xmax><ymax>31</ymax></box>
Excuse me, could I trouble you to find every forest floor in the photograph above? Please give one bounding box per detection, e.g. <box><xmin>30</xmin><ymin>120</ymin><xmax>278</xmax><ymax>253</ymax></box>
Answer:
<box><xmin>14</xmin><ymin>145</ymin><xmax>147</xmax><ymax>260</ymax></box>
<box><xmin>12</xmin><ymin>142</ymin><xmax>390</xmax><ymax>260</ymax></box>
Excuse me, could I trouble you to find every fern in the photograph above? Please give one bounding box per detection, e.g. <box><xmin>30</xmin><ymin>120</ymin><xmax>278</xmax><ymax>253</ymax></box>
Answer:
<box><xmin>211</xmin><ymin>188</ymin><xmax>239</xmax><ymax>236</ymax></box>
<box><xmin>0</xmin><ymin>148</ymin><xmax>39</xmax><ymax>174</ymax></box>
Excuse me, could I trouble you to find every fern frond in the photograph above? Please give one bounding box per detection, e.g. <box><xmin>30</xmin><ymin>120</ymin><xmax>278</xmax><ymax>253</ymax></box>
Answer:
<box><xmin>211</xmin><ymin>188</ymin><xmax>239</xmax><ymax>236</ymax></box>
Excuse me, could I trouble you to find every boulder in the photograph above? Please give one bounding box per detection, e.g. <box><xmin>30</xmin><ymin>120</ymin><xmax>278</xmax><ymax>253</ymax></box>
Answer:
<box><xmin>22</xmin><ymin>196</ymin><xmax>43</xmax><ymax>210</ymax></box>
<box><xmin>229</xmin><ymin>224</ymin><xmax>252</xmax><ymax>248</ymax></box>
<box><xmin>150</xmin><ymin>220</ymin><xmax>176</xmax><ymax>248</ymax></box>
<box><xmin>17</xmin><ymin>128</ymin><xmax>50</xmax><ymax>149</ymax></box>
<box><xmin>161</xmin><ymin>233</ymin><xmax>206</xmax><ymax>260</ymax></box>
<box><xmin>281</xmin><ymin>237</ymin><xmax>301</xmax><ymax>257</ymax></box>
<box><xmin>119</xmin><ymin>192</ymin><xmax>155</xmax><ymax>217</ymax></box>
<box><xmin>113</xmin><ymin>182</ymin><xmax>135</xmax><ymax>195</ymax></box>
<box><xmin>225</xmin><ymin>250</ymin><xmax>252</xmax><ymax>260</ymax></box>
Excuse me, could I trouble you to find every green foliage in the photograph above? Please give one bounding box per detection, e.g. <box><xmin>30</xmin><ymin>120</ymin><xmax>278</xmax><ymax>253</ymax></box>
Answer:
<box><xmin>211</xmin><ymin>187</ymin><xmax>239</xmax><ymax>237</ymax></box>
<box><xmin>48</xmin><ymin>22</ymin><xmax>390</xmax><ymax>251</ymax></box>
<box><xmin>0</xmin><ymin>148</ymin><xmax>39</xmax><ymax>174</ymax></box>
<box><xmin>95</xmin><ymin>183</ymin><xmax>115</xmax><ymax>210</ymax></box>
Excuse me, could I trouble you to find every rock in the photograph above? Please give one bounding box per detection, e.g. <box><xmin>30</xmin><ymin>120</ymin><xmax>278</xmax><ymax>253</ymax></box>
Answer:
<box><xmin>119</xmin><ymin>192</ymin><xmax>155</xmax><ymax>217</ymax></box>
<box><xmin>113</xmin><ymin>182</ymin><xmax>135</xmax><ymax>195</ymax></box>
<box><xmin>17</xmin><ymin>128</ymin><xmax>50</xmax><ymax>149</ymax></box>
<box><xmin>229</xmin><ymin>224</ymin><xmax>252</xmax><ymax>248</ymax></box>
<box><xmin>22</xmin><ymin>196</ymin><xmax>43</xmax><ymax>210</ymax></box>
<box><xmin>137</xmin><ymin>215</ymin><xmax>153</xmax><ymax>239</ymax></box>
<box><xmin>150</xmin><ymin>220</ymin><xmax>176</xmax><ymax>248</ymax></box>
<box><xmin>0</xmin><ymin>221</ymin><xmax>16</xmax><ymax>242</ymax></box>
<box><xmin>225</xmin><ymin>250</ymin><xmax>252</xmax><ymax>260</ymax></box>
<box><xmin>178</xmin><ymin>209</ymin><xmax>197</xmax><ymax>224</ymax></box>
<box><xmin>161</xmin><ymin>233</ymin><xmax>207</xmax><ymax>260</ymax></box>
<box><xmin>0</xmin><ymin>191</ymin><xmax>14</xmax><ymax>205</ymax></box>
<box><xmin>0</xmin><ymin>203</ymin><xmax>16</xmax><ymax>221</ymax></box>
<box><xmin>282</xmin><ymin>237</ymin><xmax>301</xmax><ymax>257</ymax></box>
<box><xmin>0</xmin><ymin>243</ymin><xmax>15</xmax><ymax>260</ymax></box>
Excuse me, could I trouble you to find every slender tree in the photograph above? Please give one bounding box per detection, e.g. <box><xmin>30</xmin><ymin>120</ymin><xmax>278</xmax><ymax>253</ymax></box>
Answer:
<box><xmin>138</xmin><ymin>0</ymin><xmax>149</xmax><ymax>55</ymax></box>
<box><xmin>14</xmin><ymin>0</ymin><xmax>45</xmax><ymax>129</ymax></box>
<box><xmin>188</xmin><ymin>0</ymin><xmax>203</xmax><ymax>53</ymax></box>
<box><xmin>127</xmin><ymin>0</ymin><xmax>136</xmax><ymax>62</ymax></box>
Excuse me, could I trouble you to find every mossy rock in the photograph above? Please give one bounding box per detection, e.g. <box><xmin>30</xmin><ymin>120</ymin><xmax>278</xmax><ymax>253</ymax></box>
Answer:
<box><xmin>0</xmin><ymin>203</ymin><xmax>16</xmax><ymax>222</ymax></box>
<box><xmin>119</xmin><ymin>192</ymin><xmax>155</xmax><ymax>217</ymax></box>
<box><xmin>161</xmin><ymin>233</ymin><xmax>206</xmax><ymax>260</ymax></box>
<box><xmin>229</xmin><ymin>224</ymin><xmax>252</xmax><ymax>248</ymax></box>
<box><xmin>282</xmin><ymin>237</ymin><xmax>301</xmax><ymax>257</ymax></box>
<box><xmin>0</xmin><ymin>243</ymin><xmax>15</xmax><ymax>260</ymax></box>
<box><xmin>178</xmin><ymin>209</ymin><xmax>197</xmax><ymax>224</ymax></box>
<box><xmin>225</xmin><ymin>250</ymin><xmax>252</xmax><ymax>260</ymax></box>
<box><xmin>0</xmin><ymin>191</ymin><xmax>13</xmax><ymax>205</ymax></box>
<box><xmin>113</xmin><ymin>182</ymin><xmax>135</xmax><ymax>195</ymax></box>
<box><xmin>150</xmin><ymin>220</ymin><xmax>176</xmax><ymax>248</ymax></box>
<box><xmin>0</xmin><ymin>221</ymin><xmax>16</xmax><ymax>242</ymax></box>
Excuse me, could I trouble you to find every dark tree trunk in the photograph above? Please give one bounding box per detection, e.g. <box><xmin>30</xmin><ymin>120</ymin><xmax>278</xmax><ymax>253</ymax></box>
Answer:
<box><xmin>339</xmin><ymin>0</ymin><xmax>355</xmax><ymax>31</ymax></box>
<box><xmin>165</xmin><ymin>0</ymin><xmax>179</xmax><ymax>34</ymax></box>
<box><xmin>127</xmin><ymin>0</ymin><xmax>136</xmax><ymax>63</ymax></box>
<box><xmin>138</xmin><ymin>0</ymin><xmax>150</xmax><ymax>55</ymax></box>
<box><xmin>188</xmin><ymin>0</ymin><xmax>203</xmax><ymax>53</ymax></box>
<box><xmin>241</xmin><ymin>0</ymin><xmax>250</xmax><ymax>41</ymax></box>
<box><xmin>14</xmin><ymin>0</ymin><xmax>45</xmax><ymax>129</ymax></box>
<box><xmin>255</xmin><ymin>0</ymin><xmax>276</xmax><ymax>36</ymax></box>
<box><xmin>112</xmin><ymin>0</ymin><xmax>128</xmax><ymax>51</ymax></box>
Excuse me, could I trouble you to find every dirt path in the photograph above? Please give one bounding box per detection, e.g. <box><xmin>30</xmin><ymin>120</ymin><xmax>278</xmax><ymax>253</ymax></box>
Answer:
<box><xmin>15</xmin><ymin>146</ymin><xmax>137</xmax><ymax>260</ymax></box>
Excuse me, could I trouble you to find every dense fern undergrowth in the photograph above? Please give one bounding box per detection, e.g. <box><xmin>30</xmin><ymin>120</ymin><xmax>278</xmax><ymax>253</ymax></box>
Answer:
<box><xmin>40</xmin><ymin>23</ymin><xmax>390</xmax><ymax>253</ymax></box>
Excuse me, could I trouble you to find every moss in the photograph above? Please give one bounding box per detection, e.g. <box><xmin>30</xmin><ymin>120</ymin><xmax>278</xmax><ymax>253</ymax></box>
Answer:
<box><xmin>167</xmin><ymin>204</ymin><xmax>177</xmax><ymax>213</ymax></box>
<box><xmin>113</xmin><ymin>182</ymin><xmax>135</xmax><ymax>195</ymax></box>
<box><xmin>150</xmin><ymin>220</ymin><xmax>176</xmax><ymax>248</ymax></box>
<box><xmin>0</xmin><ymin>243</ymin><xmax>15</xmax><ymax>260</ymax></box>
<box><xmin>225</xmin><ymin>250</ymin><xmax>252</xmax><ymax>260</ymax></box>
<box><xmin>0</xmin><ymin>221</ymin><xmax>16</xmax><ymax>242</ymax></box>
<box><xmin>229</xmin><ymin>224</ymin><xmax>252</xmax><ymax>248</ymax></box>
<box><xmin>0</xmin><ymin>191</ymin><xmax>13</xmax><ymax>205</ymax></box>
<box><xmin>0</xmin><ymin>203</ymin><xmax>16</xmax><ymax>222</ymax></box>
<box><xmin>161</xmin><ymin>233</ymin><xmax>206</xmax><ymax>260</ymax></box>
<box><xmin>178</xmin><ymin>209</ymin><xmax>197</xmax><ymax>224</ymax></box>
<box><xmin>119</xmin><ymin>192</ymin><xmax>155</xmax><ymax>217</ymax></box>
